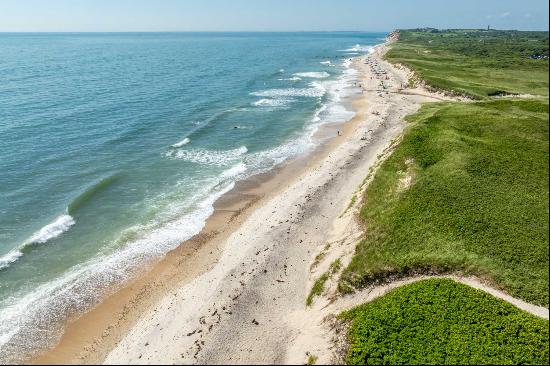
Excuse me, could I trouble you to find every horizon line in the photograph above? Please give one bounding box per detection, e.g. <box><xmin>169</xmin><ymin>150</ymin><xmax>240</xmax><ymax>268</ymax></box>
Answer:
<box><xmin>0</xmin><ymin>30</ymin><xmax>390</xmax><ymax>34</ymax></box>
<box><xmin>0</xmin><ymin>28</ymin><xmax>548</xmax><ymax>34</ymax></box>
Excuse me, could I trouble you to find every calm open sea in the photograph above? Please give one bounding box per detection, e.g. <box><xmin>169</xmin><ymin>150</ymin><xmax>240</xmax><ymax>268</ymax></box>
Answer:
<box><xmin>0</xmin><ymin>32</ymin><xmax>383</xmax><ymax>361</ymax></box>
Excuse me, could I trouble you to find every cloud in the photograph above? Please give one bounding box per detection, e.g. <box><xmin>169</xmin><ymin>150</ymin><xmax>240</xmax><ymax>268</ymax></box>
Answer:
<box><xmin>499</xmin><ymin>12</ymin><xmax>511</xmax><ymax>18</ymax></box>
<box><xmin>524</xmin><ymin>13</ymin><xmax>533</xmax><ymax>18</ymax></box>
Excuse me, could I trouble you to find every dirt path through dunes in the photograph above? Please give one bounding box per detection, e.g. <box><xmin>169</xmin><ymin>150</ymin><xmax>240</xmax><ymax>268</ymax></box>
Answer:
<box><xmin>288</xmin><ymin>274</ymin><xmax>549</xmax><ymax>365</ymax></box>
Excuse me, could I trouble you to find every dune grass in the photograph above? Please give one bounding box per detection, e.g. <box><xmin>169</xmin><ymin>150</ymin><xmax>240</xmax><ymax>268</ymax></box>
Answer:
<box><xmin>385</xmin><ymin>29</ymin><xmax>549</xmax><ymax>98</ymax></box>
<box><xmin>339</xmin><ymin>99</ymin><xmax>549</xmax><ymax>305</ymax></box>
<box><xmin>307</xmin><ymin>273</ymin><xmax>329</xmax><ymax>306</ymax></box>
<box><xmin>340</xmin><ymin>279</ymin><xmax>549</xmax><ymax>365</ymax></box>
<box><xmin>307</xmin><ymin>258</ymin><xmax>343</xmax><ymax>306</ymax></box>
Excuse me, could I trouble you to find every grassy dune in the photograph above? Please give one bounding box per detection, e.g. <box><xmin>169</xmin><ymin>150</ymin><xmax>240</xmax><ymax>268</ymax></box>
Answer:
<box><xmin>340</xmin><ymin>99</ymin><xmax>549</xmax><ymax>305</ymax></box>
<box><xmin>340</xmin><ymin>279</ymin><xmax>549</xmax><ymax>365</ymax></box>
<box><xmin>385</xmin><ymin>29</ymin><xmax>549</xmax><ymax>98</ymax></box>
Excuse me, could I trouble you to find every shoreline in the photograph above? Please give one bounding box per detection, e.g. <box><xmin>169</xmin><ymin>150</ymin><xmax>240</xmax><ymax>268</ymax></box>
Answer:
<box><xmin>31</xmin><ymin>49</ymin><xmax>371</xmax><ymax>365</ymax></box>
<box><xmin>33</xmin><ymin>41</ymin><xmax>447</xmax><ymax>364</ymax></box>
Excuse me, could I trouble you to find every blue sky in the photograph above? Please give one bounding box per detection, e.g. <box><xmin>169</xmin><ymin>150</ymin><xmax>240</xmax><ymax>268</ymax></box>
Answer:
<box><xmin>0</xmin><ymin>0</ymin><xmax>548</xmax><ymax>32</ymax></box>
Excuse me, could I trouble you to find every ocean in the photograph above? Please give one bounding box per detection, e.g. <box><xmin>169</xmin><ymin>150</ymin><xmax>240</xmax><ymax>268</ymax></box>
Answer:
<box><xmin>0</xmin><ymin>32</ymin><xmax>383</xmax><ymax>361</ymax></box>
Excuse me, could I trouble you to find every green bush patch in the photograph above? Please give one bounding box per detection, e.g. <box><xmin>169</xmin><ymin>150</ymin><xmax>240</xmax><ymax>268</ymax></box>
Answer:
<box><xmin>340</xmin><ymin>279</ymin><xmax>549</xmax><ymax>365</ymax></box>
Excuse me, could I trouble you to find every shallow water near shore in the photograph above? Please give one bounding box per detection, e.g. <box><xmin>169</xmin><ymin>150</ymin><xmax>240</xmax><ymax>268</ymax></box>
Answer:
<box><xmin>0</xmin><ymin>32</ymin><xmax>383</xmax><ymax>362</ymax></box>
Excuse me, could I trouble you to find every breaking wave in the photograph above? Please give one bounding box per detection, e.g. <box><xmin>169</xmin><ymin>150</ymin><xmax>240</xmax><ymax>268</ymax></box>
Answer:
<box><xmin>166</xmin><ymin>146</ymin><xmax>248</xmax><ymax>166</ymax></box>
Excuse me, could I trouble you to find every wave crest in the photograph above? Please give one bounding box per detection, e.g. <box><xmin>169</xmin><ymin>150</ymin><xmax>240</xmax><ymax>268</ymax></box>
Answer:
<box><xmin>342</xmin><ymin>44</ymin><xmax>373</xmax><ymax>53</ymax></box>
<box><xmin>251</xmin><ymin>86</ymin><xmax>325</xmax><ymax>98</ymax></box>
<box><xmin>277</xmin><ymin>76</ymin><xmax>302</xmax><ymax>82</ymax></box>
<box><xmin>166</xmin><ymin>146</ymin><xmax>248</xmax><ymax>166</ymax></box>
<box><xmin>68</xmin><ymin>175</ymin><xmax>119</xmax><ymax>215</ymax></box>
<box><xmin>252</xmin><ymin>98</ymin><xmax>294</xmax><ymax>107</ymax></box>
<box><xmin>171</xmin><ymin>137</ymin><xmax>190</xmax><ymax>148</ymax></box>
<box><xmin>293</xmin><ymin>71</ymin><xmax>330</xmax><ymax>79</ymax></box>
<box><xmin>0</xmin><ymin>250</ymin><xmax>23</xmax><ymax>271</ymax></box>
<box><xmin>27</xmin><ymin>214</ymin><xmax>75</xmax><ymax>245</ymax></box>
<box><xmin>0</xmin><ymin>214</ymin><xmax>76</xmax><ymax>271</ymax></box>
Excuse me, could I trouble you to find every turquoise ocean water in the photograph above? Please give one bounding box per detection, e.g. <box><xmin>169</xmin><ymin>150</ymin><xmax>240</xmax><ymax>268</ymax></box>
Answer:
<box><xmin>0</xmin><ymin>32</ymin><xmax>383</xmax><ymax>360</ymax></box>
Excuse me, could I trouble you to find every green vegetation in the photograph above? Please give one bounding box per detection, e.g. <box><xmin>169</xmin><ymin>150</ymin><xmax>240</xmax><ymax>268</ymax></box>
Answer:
<box><xmin>312</xmin><ymin>242</ymin><xmax>332</xmax><ymax>269</ymax></box>
<box><xmin>340</xmin><ymin>279</ymin><xmax>549</xmax><ymax>365</ymax></box>
<box><xmin>307</xmin><ymin>258</ymin><xmax>344</xmax><ymax>306</ymax></box>
<box><xmin>385</xmin><ymin>29</ymin><xmax>549</xmax><ymax>98</ymax></box>
<box><xmin>340</xmin><ymin>99</ymin><xmax>549</xmax><ymax>305</ymax></box>
<box><xmin>307</xmin><ymin>273</ymin><xmax>329</xmax><ymax>306</ymax></box>
<box><xmin>329</xmin><ymin>258</ymin><xmax>342</xmax><ymax>273</ymax></box>
<box><xmin>306</xmin><ymin>353</ymin><xmax>318</xmax><ymax>365</ymax></box>
<box><xmin>340</xmin><ymin>194</ymin><xmax>358</xmax><ymax>218</ymax></box>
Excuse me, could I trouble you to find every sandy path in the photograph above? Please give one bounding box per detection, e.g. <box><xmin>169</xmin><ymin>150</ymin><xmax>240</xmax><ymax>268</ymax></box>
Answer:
<box><xmin>329</xmin><ymin>276</ymin><xmax>550</xmax><ymax>321</ymax></box>
<box><xmin>103</xmin><ymin>44</ymin><xmax>442</xmax><ymax>365</ymax></box>
<box><xmin>289</xmin><ymin>273</ymin><xmax>549</xmax><ymax>365</ymax></box>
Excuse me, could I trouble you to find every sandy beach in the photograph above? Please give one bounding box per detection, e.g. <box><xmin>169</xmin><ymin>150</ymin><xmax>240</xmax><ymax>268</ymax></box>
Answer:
<box><xmin>33</xmin><ymin>41</ymin><xmax>447</xmax><ymax>365</ymax></box>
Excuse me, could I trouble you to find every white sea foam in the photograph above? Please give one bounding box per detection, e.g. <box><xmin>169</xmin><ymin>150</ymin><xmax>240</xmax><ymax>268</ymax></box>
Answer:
<box><xmin>221</xmin><ymin>162</ymin><xmax>247</xmax><ymax>179</ymax></box>
<box><xmin>0</xmin><ymin>214</ymin><xmax>77</xmax><ymax>270</ymax></box>
<box><xmin>312</xmin><ymin>105</ymin><xmax>328</xmax><ymax>123</ymax></box>
<box><xmin>0</xmin><ymin>250</ymin><xmax>23</xmax><ymax>271</ymax></box>
<box><xmin>246</xmin><ymin>59</ymin><xmax>358</xmax><ymax>170</ymax></box>
<box><xmin>246</xmin><ymin>136</ymin><xmax>312</xmax><ymax>170</ymax></box>
<box><xmin>293</xmin><ymin>71</ymin><xmax>330</xmax><ymax>79</ymax></box>
<box><xmin>306</xmin><ymin>57</ymin><xmax>358</xmax><ymax>135</ymax></box>
<box><xmin>166</xmin><ymin>146</ymin><xmax>248</xmax><ymax>166</ymax></box>
<box><xmin>252</xmin><ymin>98</ymin><xmax>294</xmax><ymax>107</ymax></box>
<box><xmin>250</xmin><ymin>57</ymin><xmax>358</xmax><ymax>171</ymax></box>
<box><xmin>342</xmin><ymin>44</ymin><xmax>373</xmax><ymax>53</ymax></box>
<box><xmin>277</xmin><ymin>76</ymin><xmax>302</xmax><ymax>82</ymax></box>
<box><xmin>323</xmin><ymin>103</ymin><xmax>355</xmax><ymax>124</ymax></box>
<box><xmin>171</xmin><ymin>137</ymin><xmax>190</xmax><ymax>148</ymax></box>
<box><xmin>27</xmin><ymin>214</ymin><xmax>75</xmax><ymax>245</ymax></box>
<box><xmin>251</xmin><ymin>86</ymin><xmax>326</xmax><ymax>98</ymax></box>
<box><xmin>320</xmin><ymin>60</ymin><xmax>333</xmax><ymax>66</ymax></box>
